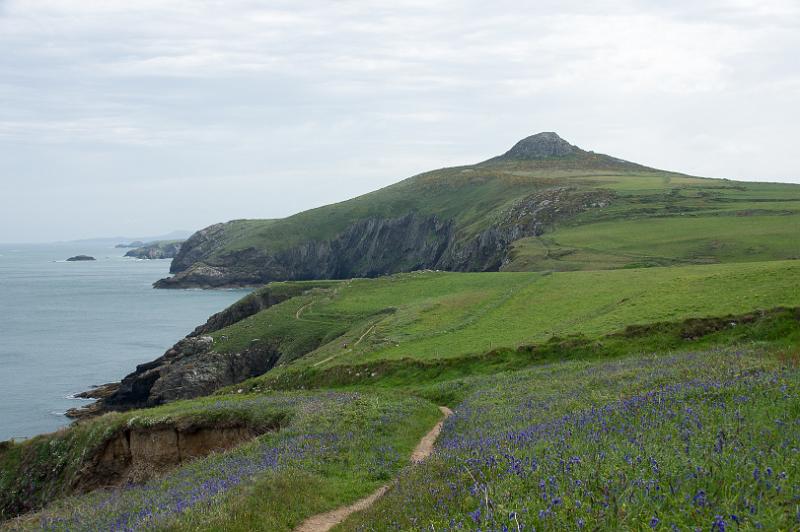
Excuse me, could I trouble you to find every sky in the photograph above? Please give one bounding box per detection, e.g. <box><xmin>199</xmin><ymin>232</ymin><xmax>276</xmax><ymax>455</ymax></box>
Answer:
<box><xmin>1</xmin><ymin>0</ymin><xmax>798</xmax><ymax>243</ymax></box>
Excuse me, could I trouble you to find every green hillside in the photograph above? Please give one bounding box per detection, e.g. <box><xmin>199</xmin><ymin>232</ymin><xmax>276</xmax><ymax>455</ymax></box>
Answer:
<box><xmin>156</xmin><ymin>133</ymin><xmax>800</xmax><ymax>288</ymax></box>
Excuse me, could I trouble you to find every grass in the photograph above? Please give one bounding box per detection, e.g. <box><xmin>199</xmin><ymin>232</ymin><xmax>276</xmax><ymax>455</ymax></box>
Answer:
<box><xmin>207</xmin><ymin>261</ymin><xmax>800</xmax><ymax>373</ymax></box>
<box><xmin>505</xmin><ymin>213</ymin><xmax>800</xmax><ymax>271</ymax></box>
<box><xmin>234</xmin><ymin>307</ymin><xmax>800</xmax><ymax>401</ymax></box>
<box><xmin>338</xmin><ymin>347</ymin><xmax>800</xmax><ymax>530</ymax></box>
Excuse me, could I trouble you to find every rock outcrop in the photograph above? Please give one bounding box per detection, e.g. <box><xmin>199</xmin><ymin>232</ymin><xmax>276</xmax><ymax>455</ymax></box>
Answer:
<box><xmin>497</xmin><ymin>131</ymin><xmax>576</xmax><ymax>159</ymax></box>
<box><xmin>67</xmin><ymin>336</ymin><xmax>279</xmax><ymax>416</ymax></box>
<box><xmin>66</xmin><ymin>255</ymin><xmax>95</xmax><ymax>261</ymax></box>
<box><xmin>67</xmin><ymin>283</ymin><xmax>324</xmax><ymax>417</ymax></box>
<box><xmin>124</xmin><ymin>240</ymin><xmax>183</xmax><ymax>260</ymax></box>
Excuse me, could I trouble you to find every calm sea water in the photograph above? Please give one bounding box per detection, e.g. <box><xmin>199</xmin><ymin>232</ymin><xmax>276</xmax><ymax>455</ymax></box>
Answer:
<box><xmin>0</xmin><ymin>243</ymin><xmax>249</xmax><ymax>441</ymax></box>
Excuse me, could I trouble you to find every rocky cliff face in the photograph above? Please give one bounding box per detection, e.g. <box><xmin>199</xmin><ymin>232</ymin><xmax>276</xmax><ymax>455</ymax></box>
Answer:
<box><xmin>156</xmin><ymin>187</ymin><xmax>614</xmax><ymax>288</ymax></box>
<box><xmin>67</xmin><ymin>336</ymin><xmax>280</xmax><ymax>417</ymax></box>
<box><xmin>67</xmin><ymin>283</ymin><xmax>329</xmax><ymax>417</ymax></box>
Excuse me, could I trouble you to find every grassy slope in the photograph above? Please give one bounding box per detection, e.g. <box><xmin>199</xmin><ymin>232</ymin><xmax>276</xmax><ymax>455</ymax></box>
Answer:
<box><xmin>4</xmin><ymin>391</ymin><xmax>442</xmax><ymax>531</ymax></box>
<box><xmin>4</xmin><ymin>264</ymin><xmax>799</xmax><ymax>529</ymax></box>
<box><xmin>185</xmin><ymin>155</ymin><xmax>800</xmax><ymax>274</ymax></box>
<box><xmin>504</xmin><ymin>177</ymin><xmax>800</xmax><ymax>271</ymax></box>
<box><xmin>339</xmin><ymin>347</ymin><xmax>800</xmax><ymax>530</ymax></box>
<box><xmin>208</xmin><ymin>261</ymin><xmax>800</xmax><ymax>375</ymax></box>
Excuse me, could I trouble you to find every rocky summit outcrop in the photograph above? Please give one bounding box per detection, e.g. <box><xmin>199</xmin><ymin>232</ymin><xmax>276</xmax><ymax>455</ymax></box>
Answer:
<box><xmin>498</xmin><ymin>131</ymin><xmax>576</xmax><ymax>159</ymax></box>
<box><xmin>124</xmin><ymin>240</ymin><xmax>183</xmax><ymax>260</ymax></box>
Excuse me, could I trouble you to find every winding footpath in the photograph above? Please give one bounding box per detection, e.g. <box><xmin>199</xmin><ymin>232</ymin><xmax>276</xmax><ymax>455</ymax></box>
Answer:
<box><xmin>294</xmin><ymin>406</ymin><xmax>453</xmax><ymax>532</ymax></box>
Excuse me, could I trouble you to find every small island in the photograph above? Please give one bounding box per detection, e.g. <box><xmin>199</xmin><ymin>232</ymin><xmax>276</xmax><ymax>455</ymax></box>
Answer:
<box><xmin>66</xmin><ymin>255</ymin><xmax>96</xmax><ymax>261</ymax></box>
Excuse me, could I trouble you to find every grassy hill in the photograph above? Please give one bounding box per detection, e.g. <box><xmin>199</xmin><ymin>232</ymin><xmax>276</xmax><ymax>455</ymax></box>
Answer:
<box><xmin>155</xmin><ymin>133</ymin><xmax>800</xmax><ymax>288</ymax></box>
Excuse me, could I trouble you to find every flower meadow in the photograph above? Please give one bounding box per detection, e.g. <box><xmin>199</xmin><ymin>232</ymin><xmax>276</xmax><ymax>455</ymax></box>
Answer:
<box><xmin>344</xmin><ymin>349</ymin><xmax>800</xmax><ymax>530</ymax></box>
<box><xmin>9</xmin><ymin>391</ymin><xmax>440</xmax><ymax>531</ymax></box>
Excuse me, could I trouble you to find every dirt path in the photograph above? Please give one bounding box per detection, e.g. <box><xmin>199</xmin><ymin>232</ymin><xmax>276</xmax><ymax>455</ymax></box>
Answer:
<box><xmin>295</xmin><ymin>300</ymin><xmax>314</xmax><ymax>320</ymax></box>
<box><xmin>312</xmin><ymin>323</ymin><xmax>376</xmax><ymax>368</ymax></box>
<box><xmin>294</xmin><ymin>406</ymin><xmax>453</xmax><ymax>532</ymax></box>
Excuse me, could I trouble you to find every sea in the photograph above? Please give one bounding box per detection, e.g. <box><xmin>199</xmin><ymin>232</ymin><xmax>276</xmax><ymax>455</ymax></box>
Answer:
<box><xmin>0</xmin><ymin>243</ymin><xmax>250</xmax><ymax>441</ymax></box>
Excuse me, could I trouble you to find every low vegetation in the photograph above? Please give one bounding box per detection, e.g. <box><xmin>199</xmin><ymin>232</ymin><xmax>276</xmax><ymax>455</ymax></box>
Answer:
<box><xmin>340</xmin><ymin>347</ymin><xmax>800</xmax><ymax>530</ymax></box>
<box><xmin>4</xmin><ymin>392</ymin><xmax>441</xmax><ymax>530</ymax></box>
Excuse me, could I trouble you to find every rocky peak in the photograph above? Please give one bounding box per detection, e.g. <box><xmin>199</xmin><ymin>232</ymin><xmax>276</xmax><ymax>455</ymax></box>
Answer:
<box><xmin>499</xmin><ymin>132</ymin><xmax>578</xmax><ymax>160</ymax></box>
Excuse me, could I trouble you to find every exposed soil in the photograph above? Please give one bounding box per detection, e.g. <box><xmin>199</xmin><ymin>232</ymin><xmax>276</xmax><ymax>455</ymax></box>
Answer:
<box><xmin>294</xmin><ymin>406</ymin><xmax>453</xmax><ymax>532</ymax></box>
<box><xmin>74</xmin><ymin>421</ymin><xmax>269</xmax><ymax>492</ymax></box>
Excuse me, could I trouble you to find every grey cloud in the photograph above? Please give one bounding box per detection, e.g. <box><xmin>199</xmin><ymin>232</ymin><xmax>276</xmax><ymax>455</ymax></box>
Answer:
<box><xmin>0</xmin><ymin>0</ymin><xmax>797</xmax><ymax>242</ymax></box>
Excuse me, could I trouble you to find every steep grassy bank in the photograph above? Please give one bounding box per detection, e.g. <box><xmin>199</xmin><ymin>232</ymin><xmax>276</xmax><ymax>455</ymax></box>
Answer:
<box><xmin>1</xmin><ymin>393</ymin><xmax>301</xmax><ymax>519</ymax></box>
<box><xmin>233</xmin><ymin>307</ymin><xmax>800</xmax><ymax>400</ymax></box>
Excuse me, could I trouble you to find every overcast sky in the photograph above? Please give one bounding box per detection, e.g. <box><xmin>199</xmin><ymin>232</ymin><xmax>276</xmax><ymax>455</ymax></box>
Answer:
<box><xmin>1</xmin><ymin>0</ymin><xmax>798</xmax><ymax>242</ymax></box>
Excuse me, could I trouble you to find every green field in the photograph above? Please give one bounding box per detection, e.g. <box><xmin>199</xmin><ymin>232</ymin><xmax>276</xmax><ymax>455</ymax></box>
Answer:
<box><xmin>208</xmin><ymin>261</ymin><xmax>800</xmax><ymax>373</ymax></box>
<box><xmin>506</xmin><ymin>213</ymin><xmax>800</xmax><ymax>271</ymax></box>
<box><xmin>340</xmin><ymin>347</ymin><xmax>800</xmax><ymax>530</ymax></box>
